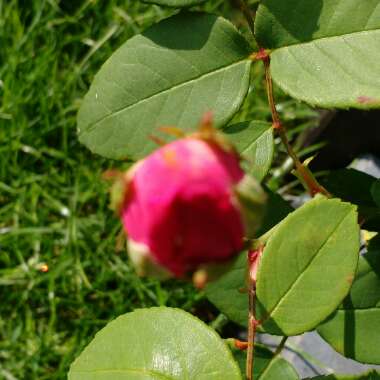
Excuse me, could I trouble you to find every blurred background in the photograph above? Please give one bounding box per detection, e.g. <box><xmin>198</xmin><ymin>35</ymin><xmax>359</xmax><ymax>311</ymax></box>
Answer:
<box><xmin>1</xmin><ymin>1</ymin><xmax>379</xmax><ymax>379</ymax></box>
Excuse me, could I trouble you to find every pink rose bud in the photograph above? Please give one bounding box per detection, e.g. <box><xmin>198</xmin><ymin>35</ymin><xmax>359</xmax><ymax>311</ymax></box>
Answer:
<box><xmin>120</xmin><ymin>137</ymin><xmax>266</xmax><ymax>278</ymax></box>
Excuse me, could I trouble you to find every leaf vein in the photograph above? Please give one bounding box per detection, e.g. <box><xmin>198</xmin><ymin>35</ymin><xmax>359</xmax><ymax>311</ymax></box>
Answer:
<box><xmin>272</xmin><ymin>28</ymin><xmax>380</xmax><ymax>52</ymax></box>
<box><xmin>79</xmin><ymin>59</ymin><xmax>248</xmax><ymax>137</ymax></box>
<box><xmin>265</xmin><ymin>209</ymin><xmax>353</xmax><ymax>321</ymax></box>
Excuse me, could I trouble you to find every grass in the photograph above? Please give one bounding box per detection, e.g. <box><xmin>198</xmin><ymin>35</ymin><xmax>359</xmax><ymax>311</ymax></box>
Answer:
<box><xmin>0</xmin><ymin>1</ymin><xmax>316</xmax><ymax>379</ymax></box>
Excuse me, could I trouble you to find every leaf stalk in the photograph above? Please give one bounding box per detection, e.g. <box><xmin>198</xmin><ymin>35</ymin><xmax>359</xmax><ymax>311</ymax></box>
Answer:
<box><xmin>239</xmin><ymin>0</ymin><xmax>330</xmax><ymax>197</ymax></box>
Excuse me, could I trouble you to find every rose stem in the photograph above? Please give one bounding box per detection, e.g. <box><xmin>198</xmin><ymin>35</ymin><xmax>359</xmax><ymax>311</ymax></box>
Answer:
<box><xmin>238</xmin><ymin>0</ymin><xmax>330</xmax><ymax>197</ymax></box>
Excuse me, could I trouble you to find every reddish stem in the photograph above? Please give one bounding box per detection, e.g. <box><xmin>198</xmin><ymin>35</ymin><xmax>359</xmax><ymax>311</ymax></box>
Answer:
<box><xmin>261</xmin><ymin>56</ymin><xmax>330</xmax><ymax>197</ymax></box>
<box><xmin>246</xmin><ymin>247</ymin><xmax>263</xmax><ymax>380</ymax></box>
<box><xmin>239</xmin><ymin>0</ymin><xmax>330</xmax><ymax>197</ymax></box>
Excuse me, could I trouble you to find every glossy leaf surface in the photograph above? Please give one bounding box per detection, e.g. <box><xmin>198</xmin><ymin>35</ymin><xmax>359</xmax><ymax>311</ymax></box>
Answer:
<box><xmin>256</xmin><ymin>196</ymin><xmax>360</xmax><ymax>335</ymax></box>
<box><xmin>69</xmin><ymin>307</ymin><xmax>242</xmax><ymax>380</ymax></box>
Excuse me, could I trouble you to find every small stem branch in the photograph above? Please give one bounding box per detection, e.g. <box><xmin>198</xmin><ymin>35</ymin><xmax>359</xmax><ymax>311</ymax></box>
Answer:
<box><xmin>262</xmin><ymin>57</ymin><xmax>330</xmax><ymax>197</ymax></box>
<box><xmin>237</xmin><ymin>0</ymin><xmax>330</xmax><ymax>197</ymax></box>
<box><xmin>263</xmin><ymin>58</ymin><xmax>280</xmax><ymax>127</ymax></box>
<box><xmin>273</xmin><ymin>336</ymin><xmax>288</xmax><ymax>357</ymax></box>
<box><xmin>246</xmin><ymin>266</ymin><xmax>257</xmax><ymax>380</ymax></box>
<box><xmin>246</xmin><ymin>248</ymin><xmax>263</xmax><ymax>380</ymax></box>
<box><xmin>259</xmin><ymin>336</ymin><xmax>288</xmax><ymax>378</ymax></box>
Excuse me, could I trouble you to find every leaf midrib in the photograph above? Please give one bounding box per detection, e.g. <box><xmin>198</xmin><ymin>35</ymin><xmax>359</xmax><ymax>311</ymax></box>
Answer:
<box><xmin>241</xmin><ymin>128</ymin><xmax>271</xmax><ymax>155</ymax></box>
<box><xmin>72</xmin><ymin>368</ymin><xmax>176</xmax><ymax>380</ymax></box>
<box><xmin>270</xmin><ymin>27</ymin><xmax>380</xmax><ymax>53</ymax></box>
<box><xmin>79</xmin><ymin>58</ymin><xmax>249</xmax><ymax>137</ymax></box>
<box><xmin>264</xmin><ymin>209</ymin><xmax>353</xmax><ymax>321</ymax></box>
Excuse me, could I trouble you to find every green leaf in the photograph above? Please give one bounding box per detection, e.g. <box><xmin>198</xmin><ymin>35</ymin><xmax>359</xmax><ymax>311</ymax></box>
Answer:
<box><xmin>320</xmin><ymin>169</ymin><xmax>380</xmax><ymax>231</ymax></box>
<box><xmin>317</xmin><ymin>237</ymin><xmax>380</xmax><ymax>364</ymax></box>
<box><xmin>320</xmin><ymin>169</ymin><xmax>377</xmax><ymax>208</ymax></box>
<box><xmin>78</xmin><ymin>13</ymin><xmax>252</xmax><ymax>160</ymax></box>
<box><xmin>206</xmin><ymin>252</ymin><xmax>247</xmax><ymax>327</ymax></box>
<box><xmin>142</xmin><ymin>0</ymin><xmax>207</xmax><ymax>7</ymax></box>
<box><xmin>222</xmin><ymin>121</ymin><xmax>274</xmax><ymax>182</ymax></box>
<box><xmin>257</xmin><ymin>190</ymin><xmax>293</xmax><ymax>236</ymax></box>
<box><xmin>257</xmin><ymin>355</ymin><xmax>299</xmax><ymax>380</ymax></box>
<box><xmin>307</xmin><ymin>370</ymin><xmax>380</xmax><ymax>379</ymax></box>
<box><xmin>371</xmin><ymin>179</ymin><xmax>380</xmax><ymax>208</ymax></box>
<box><xmin>235</xmin><ymin>175</ymin><xmax>268</xmax><ymax>239</ymax></box>
<box><xmin>255</xmin><ymin>0</ymin><xmax>380</xmax><ymax>109</ymax></box>
<box><xmin>68</xmin><ymin>307</ymin><xmax>242</xmax><ymax>380</ymax></box>
<box><xmin>205</xmin><ymin>191</ymin><xmax>293</xmax><ymax>327</ymax></box>
<box><xmin>231</xmin><ymin>344</ymin><xmax>299</xmax><ymax>379</ymax></box>
<box><xmin>256</xmin><ymin>196</ymin><xmax>360</xmax><ymax>336</ymax></box>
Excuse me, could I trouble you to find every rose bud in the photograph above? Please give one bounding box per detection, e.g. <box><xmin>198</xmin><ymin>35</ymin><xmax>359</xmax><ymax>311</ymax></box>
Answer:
<box><xmin>115</xmin><ymin>135</ymin><xmax>266</xmax><ymax>278</ymax></box>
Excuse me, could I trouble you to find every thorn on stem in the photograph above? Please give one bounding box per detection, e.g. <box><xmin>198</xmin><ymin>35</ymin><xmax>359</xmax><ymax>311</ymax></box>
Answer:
<box><xmin>234</xmin><ymin>339</ymin><xmax>249</xmax><ymax>351</ymax></box>
<box><xmin>251</xmin><ymin>48</ymin><xmax>270</xmax><ymax>62</ymax></box>
<box><xmin>272</xmin><ymin>121</ymin><xmax>282</xmax><ymax>130</ymax></box>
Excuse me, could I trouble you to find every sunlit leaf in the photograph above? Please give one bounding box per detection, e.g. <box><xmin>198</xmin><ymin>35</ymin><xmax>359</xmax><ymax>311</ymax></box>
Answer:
<box><xmin>69</xmin><ymin>307</ymin><xmax>242</xmax><ymax>380</ymax></box>
<box><xmin>256</xmin><ymin>196</ymin><xmax>360</xmax><ymax>336</ymax></box>
<box><xmin>223</xmin><ymin>121</ymin><xmax>273</xmax><ymax>182</ymax></box>
<box><xmin>78</xmin><ymin>13</ymin><xmax>252</xmax><ymax>159</ymax></box>
<box><xmin>255</xmin><ymin>0</ymin><xmax>380</xmax><ymax>109</ymax></box>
